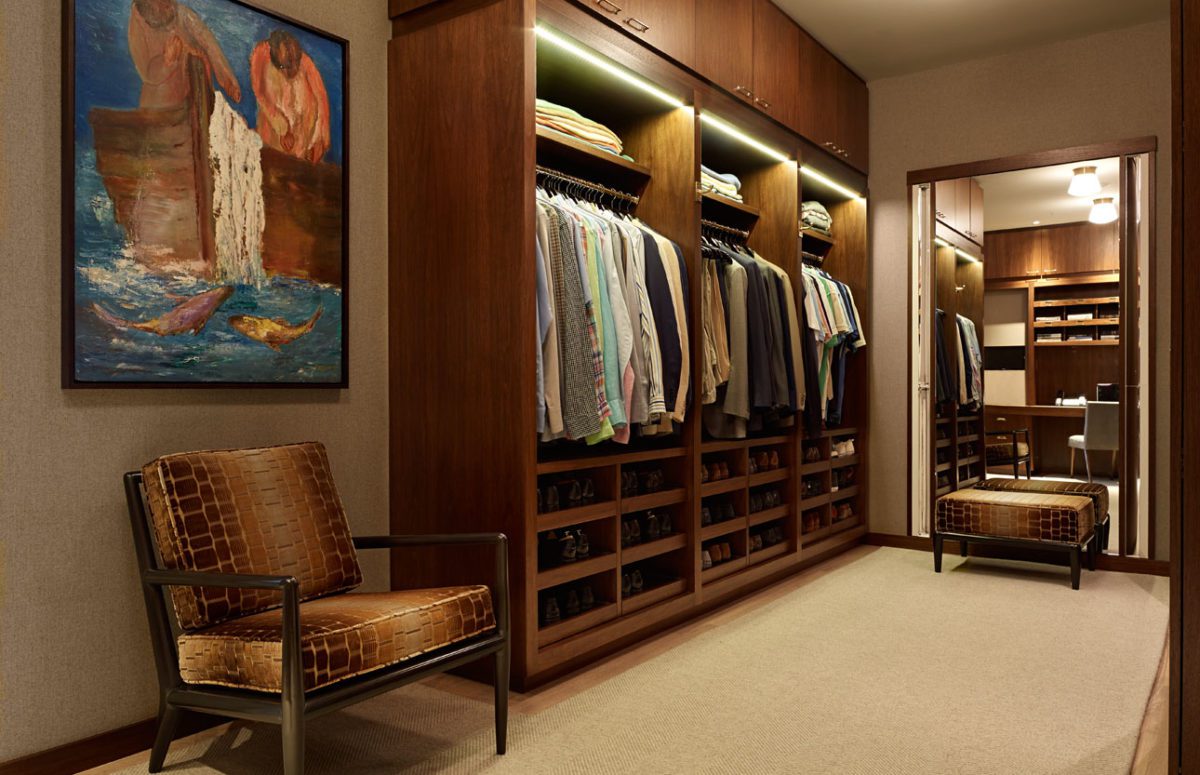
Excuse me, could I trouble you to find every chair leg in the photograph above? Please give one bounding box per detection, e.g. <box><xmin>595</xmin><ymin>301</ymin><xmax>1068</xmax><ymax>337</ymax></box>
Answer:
<box><xmin>1012</xmin><ymin>459</ymin><xmax>1019</xmax><ymax>479</ymax></box>
<box><xmin>1084</xmin><ymin>450</ymin><xmax>1093</xmax><ymax>484</ymax></box>
<box><xmin>1024</xmin><ymin>459</ymin><xmax>1032</xmax><ymax>480</ymax></box>
<box><xmin>934</xmin><ymin>534</ymin><xmax>944</xmax><ymax>573</ymax></box>
<box><xmin>1070</xmin><ymin>547</ymin><xmax>1082</xmax><ymax>590</ymax></box>
<box><xmin>148</xmin><ymin>702</ymin><xmax>181</xmax><ymax>773</ymax></box>
<box><xmin>495</xmin><ymin>646</ymin><xmax>510</xmax><ymax>755</ymax></box>
<box><xmin>1070</xmin><ymin>447</ymin><xmax>1076</xmax><ymax>477</ymax></box>
<box><xmin>282</xmin><ymin>701</ymin><xmax>304</xmax><ymax>775</ymax></box>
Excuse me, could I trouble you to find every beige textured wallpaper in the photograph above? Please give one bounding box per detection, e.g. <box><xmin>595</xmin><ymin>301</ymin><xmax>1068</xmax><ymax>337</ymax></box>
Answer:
<box><xmin>867</xmin><ymin>20</ymin><xmax>1172</xmax><ymax>560</ymax></box>
<box><xmin>0</xmin><ymin>0</ymin><xmax>390</xmax><ymax>761</ymax></box>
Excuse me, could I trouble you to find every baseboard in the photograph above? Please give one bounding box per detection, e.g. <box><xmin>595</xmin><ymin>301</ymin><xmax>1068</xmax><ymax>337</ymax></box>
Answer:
<box><xmin>0</xmin><ymin>712</ymin><xmax>221</xmax><ymax>775</ymax></box>
<box><xmin>864</xmin><ymin>532</ymin><xmax>1169</xmax><ymax>576</ymax></box>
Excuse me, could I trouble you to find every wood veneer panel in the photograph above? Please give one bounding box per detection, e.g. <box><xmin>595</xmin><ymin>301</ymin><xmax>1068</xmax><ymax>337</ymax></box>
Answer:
<box><xmin>693</xmin><ymin>0</ymin><xmax>753</xmax><ymax>99</ymax></box>
<box><xmin>388</xmin><ymin>0</ymin><xmax>535</xmax><ymax>677</ymax></box>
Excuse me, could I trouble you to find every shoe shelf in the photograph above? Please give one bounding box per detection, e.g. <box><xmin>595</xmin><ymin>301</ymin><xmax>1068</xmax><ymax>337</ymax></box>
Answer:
<box><xmin>701</xmin><ymin>439</ymin><xmax>750</xmax><ymax>453</ymax></box>
<box><xmin>959</xmin><ymin>475</ymin><xmax>982</xmax><ymax>489</ymax></box>
<box><xmin>821</xmin><ymin>426</ymin><xmax>858</xmax><ymax>438</ymax></box>
<box><xmin>958</xmin><ymin>455</ymin><xmax>981</xmax><ymax>466</ymax></box>
<box><xmin>749</xmin><ymin>505</ymin><xmax>789</xmax><ymax>528</ymax></box>
<box><xmin>800</xmin><ymin>460</ymin><xmax>829</xmax><ymax>475</ymax></box>
<box><xmin>701</xmin><ymin>516</ymin><xmax>748</xmax><ymax>542</ymax></box>
<box><xmin>936</xmin><ymin>438</ymin><xmax>951</xmax><ymax>449</ymax></box>
<box><xmin>801</xmin><ymin>524</ymin><xmax>832</xmax><ymax>545</ymax></box>
<box><xmin>748</xmin><ymin>467</ymin><xmax>789</xmax><ymax>486</ymax></box>
<box><xmin>803</xmin><ymin>523</ymin><xmax>868</xmax><ymax>557</ymax></box>
<box><xmin>700</xmin><ymin>554</ymin><xmax>749</xmax><ymax>583</ymax></box>
<box><xmin>620</xmin><ymin>487</ymin><xmax>686</xmax><ymax>514</ymax></box>
<box><xmin>536</xmin><ymin>553</ymin><xmax>618</xmax><ymax>591</ymax></box>
<box><xmin>830</xmin><ymin>486</ymin><xmax>859</xmax><ymax>503</ymax></box>
<box><xmin>830</xmin><ymin>455</ymin><xmax>859</xmax><ymax>469</ymax></box>
<box><xmin>701</xmin><ymin>476</ymin><xmax>747</xmax><ymax>497</ymax></box>
<box><xmin>934</xmin><ymin>462</ymin><xmax>952</xmax><ymax>474</ymax></box>
<box><xmin>829</xmin><ymin>515</ymin><xmax>862</xmax><ymax>536</ymax></box>
<box><xmin>537</xmin><ymin>600</ymin><xmax>619</xmax><ymax>648</ymax></box>
<box><xmin>958</xmin><ymin>434</ymin><xmax>980</xmax><ymax>444</ymax></box>
<box><xmin>748</xmin><ymin>540</ymin><xmax>790</xmax><ymax>566</ymax></box>
<box><xmin>536</xmin><ymin>445</ymin><xmax>685</xmax><ymax>475</ymax></box>
<box><xmin>799</xmin><ymin>492</ymin><xmax>831</xmax><ymax>511</ymax></box>
<box><xmin>537</xmin><ymin>501</ymin><xmax>617</xmax><ymax>532</ymax></box>
<box><xmin>621</xmin><ymin>533</ymin><xmax>687</xmax><ymax>564</ymax></box>
<box><xmin>622</xmin><ymin>577</ymin><xmax>687</xmax><ymax>616</ymax></box>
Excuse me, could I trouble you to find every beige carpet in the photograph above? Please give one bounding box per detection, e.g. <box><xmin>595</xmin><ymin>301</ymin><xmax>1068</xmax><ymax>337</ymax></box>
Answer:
<box><xmin>95</xmin><ymin>548</ymin><xmax>1168</xmax><ymax>775</ymax></box>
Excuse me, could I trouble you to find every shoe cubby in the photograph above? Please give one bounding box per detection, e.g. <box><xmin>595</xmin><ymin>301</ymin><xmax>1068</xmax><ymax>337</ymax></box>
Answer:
<box><xmin>700</xmin><ymin>448</ymin><xmax>748</xmax><ymax>497</ymax></box>
<box><xmin>829</xmin><ymin>499</ymin><xmax>861</xmax><ymax>535</ymax></box>
<box><xmin>748</xmin><ymin>483</ymin><xmax>788</xmax><ymax>531</ymax></box>
<box><xmin>620</xmin><ymin>456</ymin><xmax>688</xmax><ymax>513</ymax></box>
<box><xmin>800</xmin><ymin>438</ymin><xmax>830</xmax><ymax>474</ymax></box>
<box><xmin>799</xmin><ymin>470</ymin><xmax>829</xmax><ymax>511</ymax></box>
<box><xmin>700</xmin><ymin>529</ymin><xmax>749</xmax><ymax>583</ymax></box>
<box><xmin>621</xmin><ymin>506</ymin><xmax>687</xmax><ymax>562</ymax></box>
<box><xmin>537</xmin><ymin>569</ymin><xmax>619</xmax><ymax>647</ymax></box>
<box><xmin>747</xmin><ymin>442</ymin><xmax>789</xmax><ymax>487</ymax></box>
<box><xmin>749</xmin><ymin>519</ymin><xmax>790</xmax><ymax>565</ymax></box>
<box><xmin>536</xmin><ymin>465</ymin><xmax>618</xmax><ymax>531</ymax></box>
<box><xmin>700</xmin><ymin>491</ymin><xmax>746</xmax><ymax>542</ymax></box>
<box><xmin>621</xmin><ymin>548</ymin><xmax>687</xmax><ymax>613</ymax></box>
<box><xmin>537</xmin><ymin>517</ymin><xmax>618</xmax><ymax>573</ymax></box>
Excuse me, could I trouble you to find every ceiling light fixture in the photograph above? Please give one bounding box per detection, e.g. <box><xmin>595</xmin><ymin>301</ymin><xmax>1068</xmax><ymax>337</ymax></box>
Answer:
<box><xmin>535</xmin><ymin>25</ymin><xmax>686</xmax><ymax>108</ymax></box>
<box><xmin>1068</xmin><ymin>166</ymin><xmax>1102</xmax><ymax>197</ymax></box>
<box><xmin>1088</xmin><ymin>197</ymin><xmax>1118</xmax><ymax>225</ymax></box>
<box><xmin>699</xmin><ymin>112</ymin><xmax>790</xmax><ymax>163</ymax></box>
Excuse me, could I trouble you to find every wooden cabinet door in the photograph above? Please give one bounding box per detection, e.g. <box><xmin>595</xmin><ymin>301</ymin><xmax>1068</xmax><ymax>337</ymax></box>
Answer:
<box><xmin>695</xmin><ymin>0</ymin><xmax>754</xmax><ymax>102</ymax></box>
<box><xmin>984</xmin><ymin>230</ymin><xmax>1017</xmax><ymax>280</ymax></box>
<box><xmin>1085</xmin><ymin>221</ymin><xmax>1120</xmax><ymax>273</ymax></box>
<box><xmin>969</xmin><ymin>179</ymin><xmax>985</xmax><ymax>244</ymax></box>
<box><xmin>751</xmin><ymin>0</ymin><xmax>800</xmax><ymax>129</ymax></box>
<box><xmin>935</xmin><ymin>180</ymin><xmax>957</xmax><ymax>229</ymax></box>
<box><xmin>608</xmin><ymin>0</ymin><xmax>696</xmax><ymax>68</ymax></box>
<box><xmin>955</xmin><ymin>179</ymin><xmax>972</xmax><ymax>238</ymax></box>
<box><xmin>836</xmin><ymin>66</ymin><xmax>869</xmax><ymax>172</ymax></box>
<box><xmin>796</xmin><ymin>27</ymin><xmax>839</xmax><ymax>153</ymax></box>
<box><xmin>1042</xmin><ymin>224</ymin><xmax>1082</xmax><ymax>275</ymax></box>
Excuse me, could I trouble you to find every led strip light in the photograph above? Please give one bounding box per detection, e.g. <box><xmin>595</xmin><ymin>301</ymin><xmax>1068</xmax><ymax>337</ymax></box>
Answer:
<box><xmin>534</xmin><ymin>25</ymin><xmax>685</xmax><ymax>108</ymax></box>
<box><xmin>934</xmin><ymin>237</ymin><xmax>980</xmax><ymax>263</ymax></box>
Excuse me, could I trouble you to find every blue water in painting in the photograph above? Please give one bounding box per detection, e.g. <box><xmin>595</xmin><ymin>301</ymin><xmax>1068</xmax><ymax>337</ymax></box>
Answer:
<box><xmin>72</xmin><ymin>0</ymin><xmax>345</xmax><ymax>383</ymax></box>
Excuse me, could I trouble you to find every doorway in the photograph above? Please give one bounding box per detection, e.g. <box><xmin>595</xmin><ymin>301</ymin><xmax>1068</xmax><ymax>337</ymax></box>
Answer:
<box><xmin>906</xmin><ymin>140</ymin><xmax>1157</xmax><ymax>562</ymax></box>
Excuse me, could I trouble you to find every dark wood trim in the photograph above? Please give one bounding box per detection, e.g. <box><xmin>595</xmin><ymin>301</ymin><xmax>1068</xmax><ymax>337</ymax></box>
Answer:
<box><xmin>1170</xmin><ymin>2</ymin><xmax>1184</xmax><ymax>771</ymax></box>
<box><xmin>0</xmin><ymin>714</ymin><xmax>221</xmax><ymax>775</ymax></box>
<box><xmin>61</xmin><ymin>0</ymin><xmax>351</xmax><ymax>389</ymax></box>
<box><xmin>906</xmin><ymin>137</ymin><xmax>1159</xmax><ymax>186</ymax></box>
<box><xmin>864</xmin><ymin>532</ymin><xmax>1170</xmax><ymax>576</ymax></box>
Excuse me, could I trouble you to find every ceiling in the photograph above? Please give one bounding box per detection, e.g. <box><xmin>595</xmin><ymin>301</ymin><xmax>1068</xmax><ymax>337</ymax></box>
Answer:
<box><xmin>975</xmin><ymin>158</ymin><xmax>1120</xmax><ymax>231</ymax></box>
<box><xmin>774</xmin><ymin>0</ymin><xmax>1168</xmax><ymax>81</ymax></box>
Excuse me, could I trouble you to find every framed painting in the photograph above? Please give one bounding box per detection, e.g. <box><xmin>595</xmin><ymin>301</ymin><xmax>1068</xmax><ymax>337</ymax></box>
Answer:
<box><xmin>62</xmin><ymin>0</ymin><xmax>349</xmax><ymax>387</ymax></box>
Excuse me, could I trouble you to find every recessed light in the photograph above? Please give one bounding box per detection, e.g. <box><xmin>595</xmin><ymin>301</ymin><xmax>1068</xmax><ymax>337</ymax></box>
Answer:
<box><xmin>1032</xmin><ymin>220</ymin><xmax>1041</xmax><ymax>225</ymax></box>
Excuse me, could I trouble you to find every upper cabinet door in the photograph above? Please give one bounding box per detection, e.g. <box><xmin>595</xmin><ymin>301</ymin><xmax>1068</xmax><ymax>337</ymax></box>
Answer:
<box><xmin>607</xmin><ymin>0</ymin><xmax>696</xmax><ymax>69</ymax></box>
<box><xmin>954</xmin><ymin>179</ymin><xmax>972</xmax><ymax>238</ymax></box>
<box><xmin>751</xmin><ymin>0</ymin><xmax>800</xmax><ymax>129</ymax></box>
<box><xmin>969</xmin><ymin>179</ymin><xmax>985</xmax><ymax>245</ymax></box>
<box><xmin>934</xmin><ymin>180</ymin><xmax>957</xmax><ymax>228</ymax></box>
<box><xmin>796</xmin><ymin>28</ymin><xmax>839</xmax><ymax>155</ymax></box>
<box><xmin>835</xmin><ymin>65</ymin><xmax>869</xmax><ymax>172</ymax></box>
<box><xmin>694</xmin><ymin>0</ymin><xmax>755</xmax><ymax>103</ymax></box>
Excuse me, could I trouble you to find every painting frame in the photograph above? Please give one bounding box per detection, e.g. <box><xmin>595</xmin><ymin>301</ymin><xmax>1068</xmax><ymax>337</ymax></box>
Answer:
<box><xmin>61</xmin><ymin>0</ymin><xmax>350</xmax><ymax>389</ymax></box>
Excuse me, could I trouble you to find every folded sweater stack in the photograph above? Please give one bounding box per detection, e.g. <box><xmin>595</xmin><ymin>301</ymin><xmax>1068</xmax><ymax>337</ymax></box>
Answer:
<box><xmin>700</xmin><ymin>165</ymin><xmax>743</xmax><ymax>202</ymax></box>
<box><xmin>536</xmin><ymin>99</ymin><xmax>625</xmax><ymax>157</ymax></box>
<box><xmin>801</xmin><ymin>200</ymin><xmax>833</xmax><ymax>235</ymax></box>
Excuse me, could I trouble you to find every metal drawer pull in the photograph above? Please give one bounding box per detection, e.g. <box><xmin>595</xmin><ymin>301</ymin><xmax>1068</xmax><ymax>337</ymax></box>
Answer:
<box><xmin>595</xmin><ymin>0</ymin><xmax>621</xmax><ymax>13</ymax></box>
<box><xmin>624</xmin><ymin>16</ymin><xmax>649</xmax><ymax>32</ymax></box>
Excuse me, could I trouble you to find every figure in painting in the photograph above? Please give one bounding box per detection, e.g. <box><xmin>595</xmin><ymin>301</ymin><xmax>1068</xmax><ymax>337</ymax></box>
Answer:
<box><xmin>250</xmin><ymin>30</ymin><xmax>331</xmax><ymax>163</ymax></box>
<box><xmin>128</xmin><ymin>0</ymin><xmax>242</xmax><ymax>108</ymax></box>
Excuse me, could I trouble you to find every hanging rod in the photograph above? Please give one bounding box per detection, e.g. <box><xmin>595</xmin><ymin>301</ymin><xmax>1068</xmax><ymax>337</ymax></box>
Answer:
<box><xmin>700</xmin><ymin>218</ymin><xmax>751</xmax><ymax>240</ymax></box>
<box><xmin>535</xmin><ymin>165</ymin><xmax>640</xmax><ymax>205</ymax></box>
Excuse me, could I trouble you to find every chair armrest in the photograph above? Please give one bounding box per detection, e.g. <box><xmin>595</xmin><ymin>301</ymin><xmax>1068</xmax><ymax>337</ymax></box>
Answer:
<box><xmin>143</xmin><ymin>568</ymin><xmax>298</xmax><ymax>591</ymax></box>
<box><xmin>353</xmin><ymin>533</ymin><xmax>510</xmax><ymax>638</ymax></box>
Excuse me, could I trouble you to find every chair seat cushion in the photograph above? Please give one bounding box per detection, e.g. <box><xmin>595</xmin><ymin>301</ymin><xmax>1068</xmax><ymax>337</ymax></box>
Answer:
<box><xmin>935</xmin><ymin>488</ymin><xmax>1094</xmax><ymax>545</ymax></box>
<box><xmin>1068</xmin><ymin>434</ymin><xmax>1086</xmax><ymax>448</ymax></box>
<box><xmin>177</xmin><ymin>587</ymin><xmax>496</xmax><ymax>693</ymax></box>
<box><xmin>972</xmin><ymin>477</ymin><xmax>1110</xmax><ymax>520</ymax></box>
<box><xmin>985</xmin><ymin>441</ymin><xmax>1030</xmax><ymax>463</ymax></box>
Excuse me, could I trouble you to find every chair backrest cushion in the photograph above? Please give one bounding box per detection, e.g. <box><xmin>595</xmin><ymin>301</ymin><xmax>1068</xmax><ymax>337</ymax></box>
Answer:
<box><xmin>1083</xmin><ymin>401</ymin><xmax>1120</xmax><ymax>451</ymax></box>
<box><xmin>142</xmin><ymin>442</ymin><xmax>363</xmax><ymax>631</ymax></box>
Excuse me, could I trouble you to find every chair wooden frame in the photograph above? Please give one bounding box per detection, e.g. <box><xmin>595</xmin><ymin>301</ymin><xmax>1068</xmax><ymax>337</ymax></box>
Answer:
<box><xmin>985</xmin><ymin>428</ymin><xmax>1032</xmax><ymax>479</ymax></box>
<box><xmin>124</xmin><ymin>472</ymin><xmax>510</xmax><ymax>775</ymax></box>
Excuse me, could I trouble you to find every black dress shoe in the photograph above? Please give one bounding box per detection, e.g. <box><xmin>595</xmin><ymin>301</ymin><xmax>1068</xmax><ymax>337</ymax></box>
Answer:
<box><xmin>629</xmin><ymin>518</ymin><xmax>641</xmax><ymax>545</ymax></box>
<box><xmin>565</xmin><ymin>589</ymin><xmax>581</xmax><ymax>616</ymax></box>
<box><xmin>621</xmin><ymin>520</ymin><xmax>633</xmax><ymax>547</ymax></box>
<box><xmin>575</xmin><ymin>528</ymin><xmax>590</xmax><ymax>559</ymax></box>
<box><xmin>722</xmin><ymin>502</ymin><xmax>735</xmax><ymax>521</ymax></box>
<box><xmin>537</xmin><ymin>487</ymin><xmax>543</xmax><ymax>513</ymax></box>
<box><xmin>559</xmin><ymin>531</ymin><xmax>577</xmax><ymax>563</ymax></box>
<box><xmin>581</xmin><ymin>478</ymin><xmax>596</xmax><ymax>505</ymax></box>
<box><xmin>543</xmin><ymin>596</ymin><xmax>561</xmax><ymax>626</ymax></box>
<box><xmin>660</xmin><ymin>512</ymin><xmax>673</xmax><ymax>535</ymax></box>
<box><xmin>579</xmin><ymin>584</ymin><xmax>595</xmax><ymax>611</ymax></box>
<box><xmin>631</xmin><ymin>570</ymin><xmax>644</xmax><ymax>593</ymax></box>
<box><xmin>645</xmin><ymin>511</ymin><xmax>661</xmax><ymax>540</ymax></box>
<box><xmin>565</xmin><ymin>480</ymin><xmax>583</xmax><ymax>508</ymax></box>
<box><xmin>622</xmin><ymin>573</ymin><xmax>632</xmax><ymax>598</ymax></box>
<box><xmin>544</xmin><ymin>485</ymin><xmax>559</xmax><ymax>512</ymax></box>
<box><xmin>701</xmin><ymin>506</ymin><xmax>712</xmax><ymax>526</ymax></box>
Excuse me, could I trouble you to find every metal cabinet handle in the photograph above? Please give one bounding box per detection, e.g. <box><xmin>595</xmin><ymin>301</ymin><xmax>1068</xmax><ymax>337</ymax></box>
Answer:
<box><xmin>754</xmin><ymin>97</ymin><xmax>772</xmax><ymax>109</ymax></box>
<box><xmin>824</xmin><ymin>141</ymin><xmax>835</xmax><ymax>148</ymax></box>
<box><xmin>735</xmin><ymin>85</ymin><xmax>754</xmax><ymax>98</ymax></box>
<box><xmin>624</xmin><ymin>16</ymin><xmax>649</xmax><ymax>32</ymax></box>
<box><xmin>595</xmin><ymin>0</ymin><xmax>621</xmax><ymax>13</ymax></box>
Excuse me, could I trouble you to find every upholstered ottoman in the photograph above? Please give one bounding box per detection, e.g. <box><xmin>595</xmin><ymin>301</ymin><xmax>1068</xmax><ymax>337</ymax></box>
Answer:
<box><xmin>934</xmin><ymin>487</ymin><xmax>1098</xmax><ymax>589</ymax></box>
<box><xmin>972</xmin><ymin>478</ymin><xmax>1111</xmax><ymax>552</ymax></box>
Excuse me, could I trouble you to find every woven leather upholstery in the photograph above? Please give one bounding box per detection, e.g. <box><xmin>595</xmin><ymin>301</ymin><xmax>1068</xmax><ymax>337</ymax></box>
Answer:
<box><xmin>973</xmin><ymin>478</ymin><xmax>1109</xmax><ymax>519</ymax></box>
<box><xmin>142</xmin><ymin>442</ymin><xmax>363</xmax><ymax>631</ymax></box>
<box><xmin>984</xmin><ymin>441</ymin><xmax>1030</xmax><ymax>464</ymax></box>
<box><xmin>935</xmin><ymin>488</ymin><xmax>1095</xmax><ymax>545</ymax></box>
<box><xmin>177</xmin><ymin>587</ymin><xmax>496</xmax><ymax>692</ymax></box>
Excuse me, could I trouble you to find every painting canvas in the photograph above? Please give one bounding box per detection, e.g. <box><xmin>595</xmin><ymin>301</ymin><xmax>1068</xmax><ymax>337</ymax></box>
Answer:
<box><xmin>64</xmin><ymin>0</ymin><xmax>348</xmax><ymax>386</ymax></box>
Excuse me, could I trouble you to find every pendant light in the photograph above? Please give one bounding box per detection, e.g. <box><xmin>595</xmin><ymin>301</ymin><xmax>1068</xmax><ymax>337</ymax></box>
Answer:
<box><xmin>1088</xmin><ymin>197</ymin><xmax>1118</xmax><ymax>224</ymax></box>
<box><xmin>1068</xmin><ymin>166</ymin><xmax>1102</xmax><ymax>197</ymax></box>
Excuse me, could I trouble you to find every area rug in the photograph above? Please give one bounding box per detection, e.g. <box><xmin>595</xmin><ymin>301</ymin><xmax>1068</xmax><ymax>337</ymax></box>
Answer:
<box><xmin>99</xmin><ymin>547</ymin><xmax>1168</xmax><ymax>774</ymax></box>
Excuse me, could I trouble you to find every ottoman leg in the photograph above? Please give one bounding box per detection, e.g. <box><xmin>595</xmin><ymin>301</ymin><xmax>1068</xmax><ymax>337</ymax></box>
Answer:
<box><xmin>1070</xmin><ymin>548</ymin><xmax>1081</xmax><ymax>590</ymax></box>
<box><xmin>934</xmin><ymin>534</ymin><xmax>944</xmax><ymax>573</ymax></box>
<box><xmin>960</xmin><ymin>540</ymin><xmax>969</xmax><ymax>557</ymax></box>
<box><xmin>1086</xmin><ymin>535</ymin><xmax>1097</xmax><ymax>571</ymax></box>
